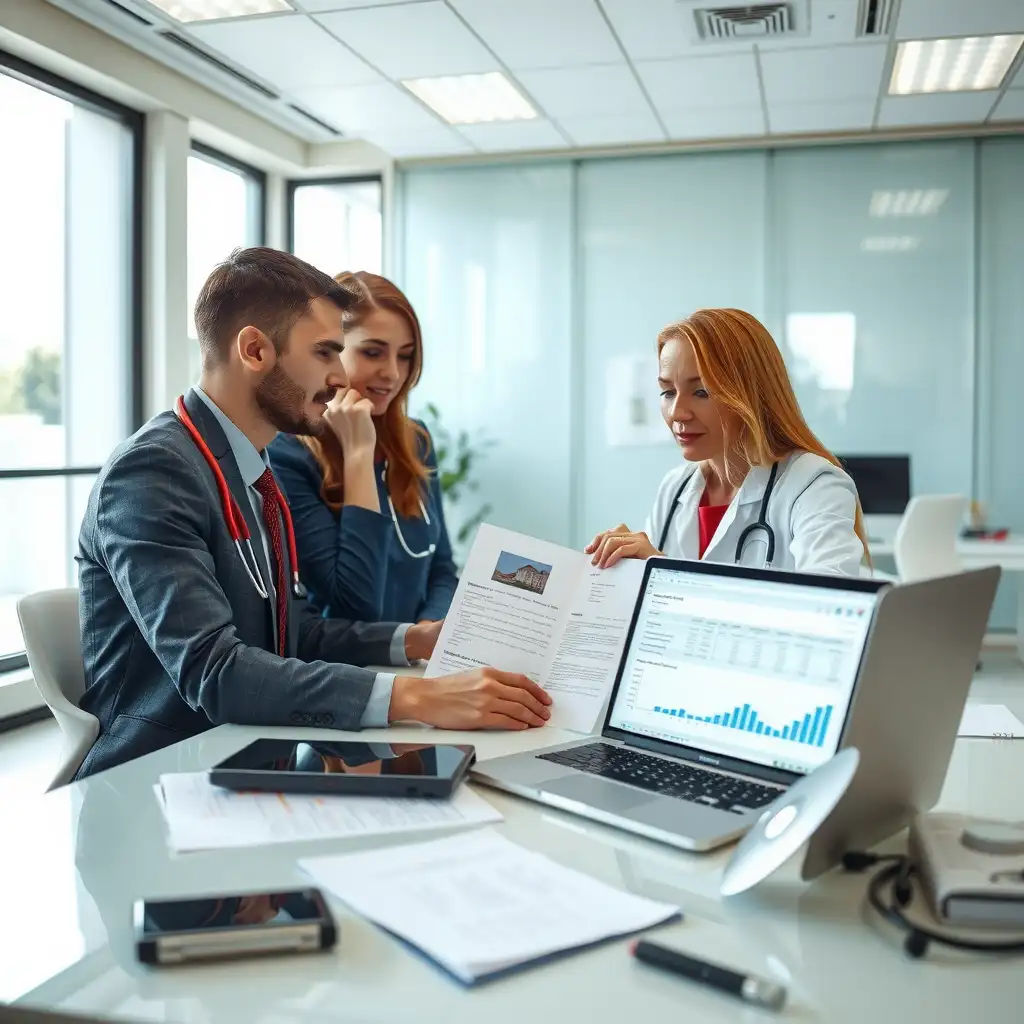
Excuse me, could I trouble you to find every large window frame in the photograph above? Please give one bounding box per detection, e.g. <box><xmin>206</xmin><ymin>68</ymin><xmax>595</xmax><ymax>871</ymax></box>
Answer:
<box><xmin>186</xmin><ymin>142</ymin><xmax>267</xmax><ymax>383</ymax></box>
<box><xmin>286</xmin><ymin>174</ymin><xmax>384</xmax><ymax>274</ymax></box>
<box><xmin>0</xmin><ymin>51</ymin><xmax>144</xmax><ymax>676</ymax></box>
<box><xmin>190</xmin><ymin>141</ymin><xmax>268</xmax><ymax>248</ymax></box>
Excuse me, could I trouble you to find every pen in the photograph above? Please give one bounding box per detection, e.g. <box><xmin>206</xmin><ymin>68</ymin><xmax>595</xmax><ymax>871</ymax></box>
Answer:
<box><xmin>630</xmin><ymin>939</ymin><xmax>787</xmax><ymax>1012</ymax></box>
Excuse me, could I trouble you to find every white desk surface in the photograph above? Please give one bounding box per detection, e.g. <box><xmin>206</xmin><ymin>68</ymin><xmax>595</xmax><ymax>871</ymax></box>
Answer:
<box><xmin>870</xmin><ymin>536</ymin><xmax>1024</xmax><ymax>570</ymax></box>
<box><xmin>3</xmin><ymin>719</ymin><xmax>1024</xmax><ymax>1024</ymax></box>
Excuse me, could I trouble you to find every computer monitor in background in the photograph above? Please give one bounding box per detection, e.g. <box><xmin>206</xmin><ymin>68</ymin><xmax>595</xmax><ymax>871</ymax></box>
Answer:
<box><xmin>836</xmin><ymin>455</ymin><xmax>912</xmax><ymax>543</ymax></box>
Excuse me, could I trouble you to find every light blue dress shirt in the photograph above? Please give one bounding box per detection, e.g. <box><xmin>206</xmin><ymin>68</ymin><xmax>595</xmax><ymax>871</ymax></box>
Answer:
<box><xmin>194</xmin><ymin>387</ymin><xmax>407</xmax><ymax>726</ymax></box>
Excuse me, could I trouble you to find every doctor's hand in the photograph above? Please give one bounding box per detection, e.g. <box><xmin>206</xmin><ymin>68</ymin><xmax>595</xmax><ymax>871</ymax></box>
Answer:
<box><xmin>389</xmin><ymin>669</ymin><xmax>552</xmax><ymax>731</ymax></box>
<box><xmin>586</xmin><ymin>524</ymin><xmax>661</xmax><ymax>569</ymax></box>
<box><xmin>405</xmin><ymin>619</ymin><xmax>442</xmax><ymax>662</ymax></box>
<box><xmin>322</xmin><ymin>387</ymin><xmax>376</xmax><ymax>461</ymax></box>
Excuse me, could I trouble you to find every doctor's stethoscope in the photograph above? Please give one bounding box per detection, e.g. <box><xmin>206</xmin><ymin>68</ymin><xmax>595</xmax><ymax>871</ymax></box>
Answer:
<box><xmin>381</xmin><ymin>461</ymin><xmax>436</xmax><ymax>560</ymax></box>
<box><xmin>657</xmin><ymin>461</ymin><xmax>780</xmax><ymax>566</ymax></box>
<box><xmin>174</xmin><ymin>396</ymin><xmax>307</xmax><ymax>601</ymax></box>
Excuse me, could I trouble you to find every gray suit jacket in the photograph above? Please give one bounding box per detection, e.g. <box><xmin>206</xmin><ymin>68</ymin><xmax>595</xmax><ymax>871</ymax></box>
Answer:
<box><xmin>74</xmin><ymin>389</ymin><xmax>399</xmax><ymax>778</ymax></box>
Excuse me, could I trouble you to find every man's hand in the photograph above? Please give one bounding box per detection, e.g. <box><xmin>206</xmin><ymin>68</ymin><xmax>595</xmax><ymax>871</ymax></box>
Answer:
<box><xmin>585</xmin><ymin>523</ymin><xmax>661</xmax><ymax>568</ymax></box>
<box><xmin>389</xmin><ymin>668</ymin><xmax>552</xmax><ymax>730</ymax></box>
<box><xmin>405</xmin><ymin>619</ymin><xmax>442</xmax><ymax>662</ymax></box>
<box><xmin>322</xmin><ymin>387</ymin><xmax>376</xmax><ymax>461</ymax></box>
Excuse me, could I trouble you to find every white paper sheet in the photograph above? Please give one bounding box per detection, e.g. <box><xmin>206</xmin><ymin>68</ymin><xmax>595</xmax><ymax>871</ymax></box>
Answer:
<box><xmin>425</xmin><ymin>524</ymin><xmax>645</xmax><ymax>734</ymax></box>
<box><xmin>155</xmin><ymin>772</ymin><xmax>503</xmax><ymax>853</ymax></box>
<box><xmin>300</xmin><ymin>828</ymin><xmax>678</xmax><ymax>984</ymax></box>
<box><xmin>545</xmin><ymin>561</ymin><xmax>646</xmax><ymax>731</ymax></box>
<box><xmin>957</xmin><ymin>703</ymin><xmax>1024</xmax><ymax>738</ymax></box>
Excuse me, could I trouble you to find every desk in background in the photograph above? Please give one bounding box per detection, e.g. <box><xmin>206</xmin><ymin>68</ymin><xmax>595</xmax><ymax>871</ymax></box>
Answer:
<box><xmin>872</xmin><ymin>536</ymin><xmax>1024</xmax><ymax>661</ymax></box>
<box><xmin>2</xmin><ymin>716</ymin><xmax>1024</xmax><ymax>1023</ymax></box>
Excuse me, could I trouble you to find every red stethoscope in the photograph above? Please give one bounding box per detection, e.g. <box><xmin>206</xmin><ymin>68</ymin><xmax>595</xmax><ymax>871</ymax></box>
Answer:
<box><xmin>174</xmin><ymin>396</ymin><xmax>307</xmax><ymax>600</ymax></box>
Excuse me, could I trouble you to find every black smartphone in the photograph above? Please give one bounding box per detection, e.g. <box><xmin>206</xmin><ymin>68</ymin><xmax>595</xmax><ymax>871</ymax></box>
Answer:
<box><xmin>134</xmin><ymin>888</ymin><xmax>335</xmax><ymax>965</ymax></box>
<box><xmin>208</xmin><ymin>739</ymin><xmax>476</xmax><ymax>798</ymax></box>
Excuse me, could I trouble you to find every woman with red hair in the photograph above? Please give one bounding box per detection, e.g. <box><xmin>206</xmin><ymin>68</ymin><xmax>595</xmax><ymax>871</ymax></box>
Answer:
<box><xmin>587</xmin><ymin>308</ymin><xmax>869</xmax><ymax>576</ymax></box>
<box><xmin>269</xmin><ymin>272</ymin><xmax>457</xmax><ymax>624</ymax></box>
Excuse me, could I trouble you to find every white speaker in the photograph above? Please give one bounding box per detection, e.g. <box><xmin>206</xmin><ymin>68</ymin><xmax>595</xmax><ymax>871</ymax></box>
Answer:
<box><xmin>721</xmin><ymin>748</ymin><xmax>860</xmax><ymax>897</ymax></box>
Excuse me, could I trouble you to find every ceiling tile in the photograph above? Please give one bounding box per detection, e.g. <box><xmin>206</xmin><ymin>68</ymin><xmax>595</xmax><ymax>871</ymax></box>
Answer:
<box><xmin>558</xmin><ymin>111</ymin><xmax>666</xmax><ymax>147</ymax></box>
<box><xmin>896</xmin><ymin>0</ymin><xmax>1024</xmax><ymax>40</ymax></box>
<box><xmin>769</xmin><ymin>99</ymin><xmax>876</xmax><ymax>134</ymax></box>
<box><xmin>361</xmin><ymin>126</ymin><xmax>476</xmax><ymax>157</ymax></box>
<box><xmin>514</xmin><ymin>64</ymin><xmax>651</xmax><ymax>118</ymax></box>
<box><xmin>290</xmin><ymin>81</ymin><xmax>443</xmax><ymax>132</ymax></box>
<box><xmin>760</xmin><ymin>44</ymin><xmax>888</xmax><ymax>104</ymax></box>
<box><xmin>991</xmin><ymin>89</ymin><xmax>1024</xmax><ymax>120</ymax></box>
<box><xmin>1011</xmin><ymin>64</ymin><xmax>1024</xmax><ymax>89</ymax></box>
<box><xmin>877</xmin><ymin>91</ymin><xmax>1001</xmax><ymax>127</ymax></box>
<box><xmin>450</xmin><ymin>0</ymin><xmax>621</xmax><ymax>70</ymax></box>
<box><xmin>187</xmin><ymin>14</ymin><xmax>379</xmax><ymax>90</ymax></box>
<box><xmin>661</xmin><ymin>104</ymin><xmax>765</xmax><ymax>140</ymax></box>
<box><xmin>300</xmin><ymin>0</ymin><xmax>428</xmax><ymax>9</ymax></box>
<box><xmin>600</xmin><ymin>0</ymin><xmax>694</xmax><ymax>61</ymax></box>
<box><xmin>315</xmin><ymin>1</ymin><xmax>499</xmax><ymax>79</ymax></box>
<box><xmin>636</xmin><ymin>53</ymin><xmax>760</xmax><ymax>110</ymax></box>
<box><xmin>456</xmin><ymin>119</ymin><xmax>566</xmax><ymax>152</ymax></box>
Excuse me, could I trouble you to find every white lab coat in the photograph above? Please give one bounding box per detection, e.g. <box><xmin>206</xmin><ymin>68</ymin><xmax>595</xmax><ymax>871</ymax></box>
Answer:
<box><xmin>644</xmin><ymin>452</ymin><xmax>865</xmax><ymax>576</ymax></box>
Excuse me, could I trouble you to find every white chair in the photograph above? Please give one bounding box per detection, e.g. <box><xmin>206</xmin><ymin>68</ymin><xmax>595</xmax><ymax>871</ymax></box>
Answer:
<box><xmin>16</xmin><ymin>587</ymin><xmax>98</xmax><ymax>790</ymax></box>
<box><xmin>893</xmin><ymin>495</ymin><xmax>968</xmax><ymax>583</ymax></box>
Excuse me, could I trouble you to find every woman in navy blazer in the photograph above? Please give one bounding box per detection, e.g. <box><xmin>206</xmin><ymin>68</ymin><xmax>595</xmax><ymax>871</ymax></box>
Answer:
<box><xmin>269</xmin><ymin>272</ymin><xmax>458</xmax><ymax>624</ymax></box>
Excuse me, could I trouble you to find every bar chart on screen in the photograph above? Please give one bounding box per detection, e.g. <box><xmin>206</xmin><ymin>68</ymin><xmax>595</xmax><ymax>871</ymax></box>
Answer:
<box><xmin>618</xmin><ymin>658</ymin><xmax>847</xmax><ymax>765</ymax></box>
<box><xmin>649</xmin><ymin>700</ymin><xmax>834</xmax><ymax>748</ymax></box>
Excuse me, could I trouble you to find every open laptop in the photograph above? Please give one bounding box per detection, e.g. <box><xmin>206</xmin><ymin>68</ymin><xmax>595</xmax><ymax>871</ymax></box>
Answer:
<box><xmin>473</xmin><ymin>558</ymin><xmax>888</xmax><ymax>852</ymax></box>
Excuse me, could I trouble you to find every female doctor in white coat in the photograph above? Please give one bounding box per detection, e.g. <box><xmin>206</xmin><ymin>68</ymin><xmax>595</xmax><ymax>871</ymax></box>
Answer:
<box><xmin>587</xmin><ymin>308</ymin><xmax>870</xmax><ymax>575</ymax></box>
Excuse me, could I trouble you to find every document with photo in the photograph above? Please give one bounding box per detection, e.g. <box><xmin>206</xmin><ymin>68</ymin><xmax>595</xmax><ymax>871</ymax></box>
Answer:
<box><xmin>424</xmin><ymin>524</ymin><xmax>645</xmax><ymax>733</ymax></box>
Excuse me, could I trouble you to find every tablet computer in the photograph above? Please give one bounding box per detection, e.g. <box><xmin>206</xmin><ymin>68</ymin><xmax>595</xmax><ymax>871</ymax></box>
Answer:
<box><xmin>208</xmin><ymin>740</ymin><xmax>475</xmax><ymax>798</ymax></box>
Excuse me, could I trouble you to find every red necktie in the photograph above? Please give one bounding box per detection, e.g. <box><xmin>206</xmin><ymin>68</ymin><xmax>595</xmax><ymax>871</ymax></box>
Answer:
<box><xmin>253</xmin><ymin>468</ymin><xmax>288</xmax><ymax>656</ymax></box>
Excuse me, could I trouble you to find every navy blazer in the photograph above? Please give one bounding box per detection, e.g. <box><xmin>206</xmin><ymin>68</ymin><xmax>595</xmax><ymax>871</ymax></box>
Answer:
<box><xmin>74</xmin><ymin>389</ymin><xmax>400</xmax><ymax>779</ymax></box>
<box><xmin>269</xmin><ymin>423</ymin><xmax>458</xmax><ymax>624</ymax></box>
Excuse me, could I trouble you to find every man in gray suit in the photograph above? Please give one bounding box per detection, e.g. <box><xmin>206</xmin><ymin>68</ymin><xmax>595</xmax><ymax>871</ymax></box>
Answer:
<box><xmin>74</xmin><ymin>248</ymin><xmax>550</xmax><ymax>778</ymax></box>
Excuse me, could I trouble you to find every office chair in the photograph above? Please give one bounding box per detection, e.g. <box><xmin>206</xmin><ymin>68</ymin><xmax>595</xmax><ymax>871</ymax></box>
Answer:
<box><xmin>893</xmin><ymin>495</ymin><xmax>968</xmax><ymax>583</ymax></box>
<box><xmin>16</xmin><ymin>587</ymin><xmax>98</xmax><ymax>790</ymax></box>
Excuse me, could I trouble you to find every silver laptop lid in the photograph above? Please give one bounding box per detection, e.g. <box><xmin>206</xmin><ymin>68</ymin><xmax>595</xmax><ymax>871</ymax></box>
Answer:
<box><xmin>604</xmin><ymin>560</ymin><xmax>885</xmax><ymax>778</ymax></box>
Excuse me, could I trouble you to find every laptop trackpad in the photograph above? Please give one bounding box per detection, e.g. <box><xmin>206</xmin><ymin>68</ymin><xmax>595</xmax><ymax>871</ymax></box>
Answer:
<box><xmin>543</xmin><ymin>775</ymin><xmax>650</xmax><ymax>812</ymax></box>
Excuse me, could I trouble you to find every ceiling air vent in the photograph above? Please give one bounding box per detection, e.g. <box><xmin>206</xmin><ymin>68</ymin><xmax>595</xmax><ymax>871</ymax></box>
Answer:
<box><xmin>161</xmin><ymin>32</ymin><xmax>280</xmax><ymax>99</ymax></box>
<box><xmin>98</xmin><ymin>0</ymin><xmax>153</xmax><ymax>26</ymax></box>
<box><xmin>693</xmin><ymin>3</ymin><xmax>794</xmax><ymax>40</ymax></box>
<box><xmin>857</xmin><ymin>0</ymin><xmax>896</xmax><ymax>38</ymax></box>
<box><xmin>287</xmin><ymin>104</ymin><xmax>342</xmax><ymax>137</ymax></box>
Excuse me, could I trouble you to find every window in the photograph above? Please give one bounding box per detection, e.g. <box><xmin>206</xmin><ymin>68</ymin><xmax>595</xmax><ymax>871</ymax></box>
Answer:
<box><xmin>0</xmin><ymin>52</ymin><xmax>142</xmax><ymax>673</ymax></box>
<box><xmin>288</xmin><ymin>177</ymin><xmax>383</xmax><ymax>278</ymax></box>
<box><xmin>186</xmin><ymin>144</ymin><xmax>266</xmax><ymax>379</ymax></box>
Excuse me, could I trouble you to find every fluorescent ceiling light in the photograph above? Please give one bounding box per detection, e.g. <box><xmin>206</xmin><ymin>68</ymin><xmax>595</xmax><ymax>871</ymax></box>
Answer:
<box><xmin>889</xmin><ymin>35</ymin><xmax>1023</xmax><ymax>94</ymax></box>
<box><xmin>147</xmin><ymin>0</ymin><xmax>292</xmax><ymax>22</ymax></box>
<box><xmin>869</xmin><ymin>189</ymin><xmax>949</xmax><ymax>217</ymax></box>
<box><xmin>402</xmin><ymin>73</ymin><xmax>537</xmax><ymax>125</ymax></box>
<box><xmin>861</xmin><ymin>236</ymin><xmax>920</xmax><ymax>253</ymax></box>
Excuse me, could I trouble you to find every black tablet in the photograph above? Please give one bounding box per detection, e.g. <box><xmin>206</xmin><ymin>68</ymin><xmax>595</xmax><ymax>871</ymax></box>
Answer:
<box><xmin>208</xmin><ymin>739</ymin><xmax>475</xmax><ymax>798</ymax></box>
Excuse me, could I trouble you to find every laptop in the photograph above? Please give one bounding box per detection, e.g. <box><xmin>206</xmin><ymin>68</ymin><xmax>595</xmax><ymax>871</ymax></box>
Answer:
<box><xmin>472</xmin><ymin>558</ymin><xmax>888</xmax><ymax>852</ymax></box>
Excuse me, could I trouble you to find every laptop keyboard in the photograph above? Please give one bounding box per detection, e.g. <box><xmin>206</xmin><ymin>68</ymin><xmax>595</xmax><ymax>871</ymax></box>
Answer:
<box><xmin>537</xmin><ymin>743</ymin><xmax>781</xmax><ymax>815</ymax></box>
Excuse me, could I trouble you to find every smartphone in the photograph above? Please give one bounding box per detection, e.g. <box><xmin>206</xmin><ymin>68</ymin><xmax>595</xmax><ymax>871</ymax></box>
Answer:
<box><xmin>134</xmin><ymin>888</ymin><xmax>336</xmax><ymax>965</ymax></box>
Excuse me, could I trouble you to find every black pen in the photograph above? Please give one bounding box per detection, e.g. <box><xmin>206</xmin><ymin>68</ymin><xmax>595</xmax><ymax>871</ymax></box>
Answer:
<box><xmin>631</xmin><ymin>939</ymin><xmax>787</xmax><ymax>1012</ymax></box>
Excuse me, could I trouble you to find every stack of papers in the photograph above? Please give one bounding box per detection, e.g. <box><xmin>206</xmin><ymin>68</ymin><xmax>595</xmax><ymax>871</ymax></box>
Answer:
<box><xmin>155</xmin><ymin>773</ymin><xmax>503</xmax><ymax>853</ymax></box>
<box><xmin>300</xmin><ymin>828</ymin><xmax>680</xmax><ymax>985</ymax></box>
<box><xmin>957</xmin><ymin>704</ymin><xmax>1024</xmax><ymax>738</ymax></box>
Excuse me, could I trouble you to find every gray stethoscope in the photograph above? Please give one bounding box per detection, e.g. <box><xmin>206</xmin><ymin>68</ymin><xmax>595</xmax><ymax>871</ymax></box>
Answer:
<box><xmin>381</xmin><ymin>461</ymin><xmax>436</xmax><ymax>560</ymax></box>
<box><xmin>657</xmin><ymin>461</ymin><xmax>780</xmax><ymax>566</ymax></box>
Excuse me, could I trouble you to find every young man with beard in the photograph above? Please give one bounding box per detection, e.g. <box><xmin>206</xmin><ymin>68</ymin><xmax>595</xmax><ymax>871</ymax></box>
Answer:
<box><xmin>74</xmin><ymin>248</ymin><xmax>550</xmax><ymax>778</ymax></box>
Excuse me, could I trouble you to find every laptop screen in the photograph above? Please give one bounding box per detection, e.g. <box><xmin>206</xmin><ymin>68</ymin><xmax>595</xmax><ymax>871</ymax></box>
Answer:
<box><xmin>606</xmin><ymin>565</ymin><xmax>878</xmax><ymax>776</ymax></box>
